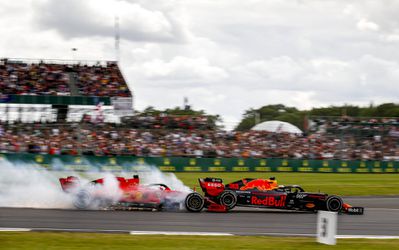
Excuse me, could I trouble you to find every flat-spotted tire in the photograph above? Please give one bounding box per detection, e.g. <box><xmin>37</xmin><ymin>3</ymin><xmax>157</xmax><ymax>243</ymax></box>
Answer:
<box><xmin>185</xmin><ymin>193</ymin><xmax>205</xmax><ymax>212</ymax></box>
<box><xmin>326</xmin><ymin>195</ymin><xmax>343</xmax><ymax>212</ymax></box>
<box><xmin>218</xmin><ymin>190</ymin><xmax>237</xmax><ymax>210</ymax></box>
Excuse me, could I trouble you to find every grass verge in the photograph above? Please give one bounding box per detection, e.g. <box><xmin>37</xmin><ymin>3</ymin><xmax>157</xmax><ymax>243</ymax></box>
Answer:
<box><xmin>1</xmin><ymin>232</ymin><xmax>399</xmax><ymax>250</ymax></box>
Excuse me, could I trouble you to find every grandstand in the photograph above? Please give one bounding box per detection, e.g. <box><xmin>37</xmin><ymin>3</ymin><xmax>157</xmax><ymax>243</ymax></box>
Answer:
<box><xmin>0</xmin><ymin>117</ymin><xmax>397</xmax><ymax>160</ymax></box>
<box><xmin>306</xmin><ymin>116</ymin><xmax>399</xmax><ymax>160</ymax></box>
<box><xmin>0</xmin><ymin>58</ymin><xmax>133</xmax><ymax>123</ymax></box>
<box><xmin>0</xmin><ymin>58</ymin><xmax>397</xmax><ymax>161</ymax></box>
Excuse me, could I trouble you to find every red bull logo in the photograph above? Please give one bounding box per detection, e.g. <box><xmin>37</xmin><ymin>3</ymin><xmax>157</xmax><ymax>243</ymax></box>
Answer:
<box><xmin>240</xmin><ymin>179</ymin><xmax>278</xmax><ymax>191</ymax></box>
<box><xmin>251</xmin><ymin>195</ymin><xmax>286</xmax><ymax>207</ymax></box>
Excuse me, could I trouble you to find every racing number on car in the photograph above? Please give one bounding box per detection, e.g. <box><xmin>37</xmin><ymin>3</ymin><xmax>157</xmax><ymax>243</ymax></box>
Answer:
<box><xmin>321</xmin><ymin>218</ymin><xmax>328</xmax><ymax>237</ymax></box>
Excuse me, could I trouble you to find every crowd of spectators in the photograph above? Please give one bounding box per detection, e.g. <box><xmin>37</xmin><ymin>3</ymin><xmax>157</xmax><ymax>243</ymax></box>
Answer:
<box><xmin>76</xmin><ymin>62</ymin><xmax>130</xmax><ymax>97</ymax></box>
<box><xmin>310</xmin><ymin>116</ymin><xmax>399</xmax><ymax>137</ymax></box>
<box><xmin>0</xmin><ymin>60</ymin><xmax>70</xmax><ymax>96</ymax></box>
<box><xmin>0</xmin><ymin>120</ymin><xmax>397</xmax><ymax>160</ymax></box>
<box><xmin>0</xmin><ymin>59</ymin><xmax>131</xmax><ymax>97</ymax></box>
<box><xmin>120</xmin><ymin>114</ymin><xmax>215</xmax><ymax>130</ymax></box>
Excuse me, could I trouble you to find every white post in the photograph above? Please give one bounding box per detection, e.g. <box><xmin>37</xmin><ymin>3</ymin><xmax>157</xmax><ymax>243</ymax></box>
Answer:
<box><xmin>317</xmin><ymin>211</ymin><xmax>337</xmax><ymax>245</ymax></box>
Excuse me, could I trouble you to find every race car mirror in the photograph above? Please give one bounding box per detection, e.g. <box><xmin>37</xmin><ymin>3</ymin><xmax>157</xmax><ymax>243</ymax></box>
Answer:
<box><xmin>317</xmin><ymin>211</ymin><xmax>337</xmax><ymax>245</ymax></box>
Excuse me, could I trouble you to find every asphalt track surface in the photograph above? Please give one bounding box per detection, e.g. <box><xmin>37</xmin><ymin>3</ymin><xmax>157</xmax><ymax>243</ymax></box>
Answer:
<box><xmin>1</xmin><ymin>197</ymin><xmax>398</xmax><ymax>236</ymax></box>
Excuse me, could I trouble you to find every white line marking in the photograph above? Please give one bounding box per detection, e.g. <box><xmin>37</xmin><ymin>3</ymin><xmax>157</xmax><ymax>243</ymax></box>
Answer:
<box><xmin>337</xmin><ymin>235</ymin><xmax>399</xmax><ymax>239</ymax></box>
<box><xmin>0</xmin><ymin>228</ymin><xmax>31</xmax><ymax>232</ymax></box>
<box><xmin>1</xmin><ymin>227</ymin><xmax>398</xmax><ymax>239</ymax></box>
<box><xmin>248</xmin><ymin>232</ymin><xmax>316</xmax><ymax>237</ymax></box>
<box><xmin>30</xmin><ymin>228</ymin><xmax>130</xmax><ymax>233</ymax></box>
<box><xmin>129</xmin><ymin>231</ymin><xmax>233</xmax><ymax>236</ymax></box>
<box><xmin>364</xmin><ymin>208</ymin><xmax>399</xmax><ymax>211</ymax></box>
<box><xmin>239</xmin><ymin>232</ymin><xmax>399</xmax><ymax>239</ymax></box>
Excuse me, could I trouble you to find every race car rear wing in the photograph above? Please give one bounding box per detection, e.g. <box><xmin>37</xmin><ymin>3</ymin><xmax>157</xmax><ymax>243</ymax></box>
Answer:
<box><xmin>59</xmin><ymin>176</ymin><xmax>80</xmax><ymax>192</ymax></box>
<box><xmin>198</xmin><ymin>177</ymin><xmax>225</xmax><ymax>197</ymax></box>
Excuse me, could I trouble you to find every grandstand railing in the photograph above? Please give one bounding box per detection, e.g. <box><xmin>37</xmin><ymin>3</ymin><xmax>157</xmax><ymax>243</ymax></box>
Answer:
<box><xmin>0</xmin><ymin>106</ymin><xmax>216</xmax><ymax>127</ymax></box>
<box><xmin>0</xmin><ymin>94</ymin><xmax>111</xmax><ymax>105</ymax></box>
<box><xmin>0</xmin><ymin>106</ymin><xmax>120</xmax><ymax>123</ymax></box>
<box><xmin>2</xmin><ymin>58</ymin><xmax>117</xmax><ymax>66</ymax></box>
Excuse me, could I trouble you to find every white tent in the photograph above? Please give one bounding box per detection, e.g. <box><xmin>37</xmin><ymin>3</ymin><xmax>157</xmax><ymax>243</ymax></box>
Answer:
<box><xmin>251</xmin><ymin>120</ymin><xmax>303</xmax><ymax>134</ymax></box>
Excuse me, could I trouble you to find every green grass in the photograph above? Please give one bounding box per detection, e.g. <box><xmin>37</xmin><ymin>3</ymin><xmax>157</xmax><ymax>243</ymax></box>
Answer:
<box><xmin>174</xmin><ymin>172</ymin><xmax>399</xmax><ymax>196</ymax></box>
<box><xmin>1</xmin><ymin>232</ymin><xmax>399</xmax><ymax>250</ymax></box>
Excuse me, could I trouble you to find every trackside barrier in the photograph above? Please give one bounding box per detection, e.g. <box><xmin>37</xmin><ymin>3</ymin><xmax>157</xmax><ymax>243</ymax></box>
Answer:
<box><xmin>0</xmin><ymin>94</ymin><xmax>111</xmax><ymax>105</ymax></box>
<box><xmin>317</xmin><ymin>211</ymin><xmax>337</xmax><ymax>245</ymax></box>
<box><xmin>0</xmin><ymin>153</ymin><xmax>398</xmax><ymax>173</ymax></box>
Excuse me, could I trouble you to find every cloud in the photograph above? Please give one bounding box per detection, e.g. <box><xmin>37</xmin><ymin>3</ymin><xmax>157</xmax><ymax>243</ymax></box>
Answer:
<box><xmin>128</xmin><ymin>56</ymin><xmax>228</xmax><ymax>85</ymax></box>
<box><xmin>381</xmin><ymin>32</ymin><xmax>399</xmax><ymax>42</ymax></box>
<box><xmin>1</xmin><ymin>0</ymin><xmax>399</xmax><ymax>129</ymax></box>
<box><xmin>229</xmin><ymin>55</ymin><xmax>399</xmax><ymax>103</ymax></box>
<box><xmin>240</xmin><ymin>57</ymin><xmax>304</xmax><ymax>82</ymax></box>
<box><xmin>357</xmin><ymin>18</ymin><xmax>379</xmax><ymax>31</ymax></box>
<box><xmin>33</xmin><ymin>0</ymin><xmax>189</xmax><ymax>43</ymax></box>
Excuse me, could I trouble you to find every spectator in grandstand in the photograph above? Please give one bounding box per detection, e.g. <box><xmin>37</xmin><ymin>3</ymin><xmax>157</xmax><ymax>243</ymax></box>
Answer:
<box><xmin>0</xmin><ymin>61</ymin><xmax>70</xmax><ymax>96</ymax></box>
<box><xmin>120</xmin><ymin>114</ymin><xmax>215</xmax><ymax>130</ymax></box>
<box><xmin>0</xmin><ymin>119</ymin><xmax>397</xmax><ymax>160</ymax></box>
<box><xmin>0</xmin><ymin>59</ymin><xmax>131</xmax><ymax>97</ymax></box>
<box><xmin>76</xmin><ymin>63</ymin><xmax>130</xmax><ymax>97</ymax></box>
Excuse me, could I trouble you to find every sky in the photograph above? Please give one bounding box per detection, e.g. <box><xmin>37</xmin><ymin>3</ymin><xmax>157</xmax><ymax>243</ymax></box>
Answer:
<box><xmin>0</xmin><ymin>0</ymin><xmax>398</xmax><ymax>128</ymax></box>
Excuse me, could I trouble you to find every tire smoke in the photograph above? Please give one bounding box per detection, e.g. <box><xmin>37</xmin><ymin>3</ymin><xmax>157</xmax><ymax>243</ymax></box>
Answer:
<box><xmin>0</xmin><ymin>159</ymin><xmax>74</xmax><ymax>208</ymax></box>
<box><xmin>0</xmin><ymin>158</ymin><xmax>191</xmax><ymax>210</ymax></box>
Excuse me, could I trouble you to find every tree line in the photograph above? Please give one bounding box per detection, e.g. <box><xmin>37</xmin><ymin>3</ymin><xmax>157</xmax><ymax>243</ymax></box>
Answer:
<box><xmin>235</xmin><ymin>103</ymin><xmax>399</xmax><ymax>131</ymax></box>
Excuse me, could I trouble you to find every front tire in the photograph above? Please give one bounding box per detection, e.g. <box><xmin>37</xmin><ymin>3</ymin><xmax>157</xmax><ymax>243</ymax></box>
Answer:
<box><xmin>218</xmin><ymin>191</ymin><xmax>237</xmax><ymax>210</ymax></box>
<box><xmin>325</xmin><ymin>195</ymin><xmax>343</xmax><ymax>212</ymax></box>
<box><xmin>185</xmin><ymin>193</ymin><xmax>205</xmax><ymax>212</ymax></box>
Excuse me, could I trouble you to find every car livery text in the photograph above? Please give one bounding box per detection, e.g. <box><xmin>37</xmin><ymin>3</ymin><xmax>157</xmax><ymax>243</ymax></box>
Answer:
<box><xmin>251</xmin><ymin>195</ymin><xmax>286</xmax><ymax>207</ymax></box>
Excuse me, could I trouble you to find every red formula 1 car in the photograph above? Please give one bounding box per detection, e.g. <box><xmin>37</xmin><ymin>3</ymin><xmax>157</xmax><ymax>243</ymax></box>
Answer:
<box><xmin>59</xmin><ymin>175</ymin><xmax>196</xmax><ymax>211</ymax></box>
<box><xmin>185</xmin><ymin>177</ymin><xmax>364</xmax><ymax>214</ymax></box>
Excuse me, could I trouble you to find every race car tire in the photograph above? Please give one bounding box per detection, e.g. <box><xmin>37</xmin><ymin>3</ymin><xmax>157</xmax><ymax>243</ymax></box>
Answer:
<box><xmin>185</xmin><ymin>192</ymin><xmax>205</xmax><ymax>212</ymax></box>
<box><xmin>326</xmin><ymin>195</ymin><xmax>343</xmax><ymax>212</ymax></box>
<box><xmin>73</xmin><ymin>190</ymin><xmax>92</xmax><ymax>209</ymax></box>
<box><xmin>218</xmin><ymin>190</ymin><xmax>237</xmax><ymax>210</ymax></box>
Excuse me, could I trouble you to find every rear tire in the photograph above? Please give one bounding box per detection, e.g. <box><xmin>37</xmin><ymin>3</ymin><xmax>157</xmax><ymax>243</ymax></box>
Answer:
<box><xmin>218</xmin><ymin>191</ymin><xmax>237</xmax><ymax>210</ymax></box>
<box><xmin>325</xmin><ymin>195</ymin><xmax>343</xmax><ymax>212</ymax></box>
<box><xmin>185</xmin><ymin>193</ymin><xmax>205</xmax><ymax>212</ymax></box>
<box><xmin>73</xmin><ymin>190</ymin><xmax>92</xmax><ymax>209</ymax></box>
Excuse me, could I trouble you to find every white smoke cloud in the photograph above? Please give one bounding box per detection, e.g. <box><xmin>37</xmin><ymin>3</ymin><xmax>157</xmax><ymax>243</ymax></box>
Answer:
<box><xmin>138</xmin><ymin>166</ymin><xmax>192</xmax><ymax>193</ymax></box>
<box><xmin>0</xmin><ymin>158</ymin><xmax>191</xmax><ymax>210</ymax></box>
<box><xmin>0</xmin><ymin>159</ymin><xmax>74</xmax><ymax>208</ymax></box>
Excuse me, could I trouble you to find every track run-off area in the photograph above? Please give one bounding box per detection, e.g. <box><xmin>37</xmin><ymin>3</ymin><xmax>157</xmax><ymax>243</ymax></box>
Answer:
<box><xmin>1</xmin><ymin>197</ymin><xmax>398</xmax><ymax>237</ymax></box>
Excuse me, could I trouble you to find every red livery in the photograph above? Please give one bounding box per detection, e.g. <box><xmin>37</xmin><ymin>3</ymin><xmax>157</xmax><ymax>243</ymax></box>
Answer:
<box><xmin>60</xmin><ymin>175</ymin><xmax>194</xmax><ymax>211</ymax></box>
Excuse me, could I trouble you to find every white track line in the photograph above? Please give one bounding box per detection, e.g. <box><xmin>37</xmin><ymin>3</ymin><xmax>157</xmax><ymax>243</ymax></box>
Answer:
<box><xmin>1</xmin><ymin>227</ymin><xmax>398</xmax><ymax>239</ymax></box>
<box><xmin>364</xmin><ymin>208</ymin><xmax>399</xmax><ymax>211</ymax></box>
<box><xmin>0</xmin><ymin>228</ymin><xmax>31</xmax><ymax>232</ymax></box>
<box><xmin>129</xmin><ymin>231</ymin><xmax>233</xmax><ymax>236</ymax></box>
<box><xmin>337</xmin><ymin>235</ymin><xmax>399</xmax><ymax>239</ymax></box>
<box><xmin>22</xmin><ymin>228</ymin><xmax>130</xmax><ymax>233</ymax></box>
